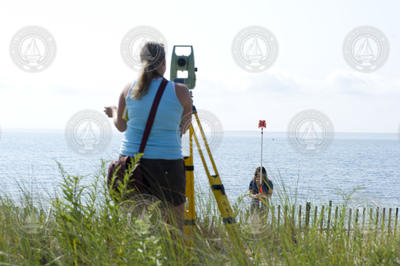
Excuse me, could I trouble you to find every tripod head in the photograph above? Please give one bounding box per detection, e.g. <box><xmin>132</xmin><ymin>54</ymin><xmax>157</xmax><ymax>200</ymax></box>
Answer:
<box><xmin>170</xmin><ymin>45</ymin><xmax>197</xmax><ymax>90</ymax></box>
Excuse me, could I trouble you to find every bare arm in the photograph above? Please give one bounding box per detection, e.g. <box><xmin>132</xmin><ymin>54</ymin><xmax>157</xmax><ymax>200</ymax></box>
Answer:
<box><xmin>175</xmin><ymin>83</ymin><xmax>193</xmax><ymax>136</ymax></box>
<box><xmin>104</xmin><ymin>83</ymin><xmax>130</xmax><ymax>132</ymax></box>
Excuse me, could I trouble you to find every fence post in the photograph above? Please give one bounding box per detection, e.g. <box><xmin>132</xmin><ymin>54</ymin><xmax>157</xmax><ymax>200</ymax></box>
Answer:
<box><xmin>362</xmin><ymin>207</ymin><xmax>366</xmax><ymax>232</ymax></box>
<box><xmin>327</xmin><ymin>201</ymin><xmax>332</xmax><ymax>233</ymax></box>
<box><xmin>369</xmin><ymin>208</ymin><xmax>373</xmax><ymax>229</ymax></box>
<box><xmin>320</xmin><ymin>205</ymin><xmax>325</xmax><ymax>232</ymax></box>
<box><xmin>334</xmin><ymin>206</ymin><xmax>339</xmax><ymax>228</ymax></box>
<box><xmin>291</xmin><ymin>205</ymin><xmax>295</xmax><ymax>228</ymax></box>
<box><xmin>382</xmin><ymin>208</ymin><xmax>386</xmax><ymax>229</ymax></box>
<box><xmin>355</xmin><ymin>208</ymin><xmax>359</xmax><ymax>225</ymax></box>
<box><xmin>354</xmin><ymin>208</ymin><xmax>359</xmax><ymax>238</ymax></box>
<box><xmin>305</xmin><ymin>202</ymin><xmax>311</xmax><ymax>228</ymax></box>
<box><xmin>381</xmin><ymin>208</ymin><xmax>386</xmax><ymax>243</ymax></box>
<box><xmin>313</xmin><ymin>206</ymin><xmax>318</xmax><ymax>227</ymax></box>
<box><xmin>395</xmin><ymin>208</ymin><xmax>398</xmax><ymax>235</ymax></box>
<box><xmin>298</xmin><ymin>205</ymin><xmax>302</xmax><ymax>229</ymax></box>
<box><xmin>348</xmin><ymin>208</ymin><xmax>352</xmax><ymax>238</ymax></box>
<box><xmin>388</xmin><ymin>208</ymin><xmax>392</xmax><ymax>236</ymax></box>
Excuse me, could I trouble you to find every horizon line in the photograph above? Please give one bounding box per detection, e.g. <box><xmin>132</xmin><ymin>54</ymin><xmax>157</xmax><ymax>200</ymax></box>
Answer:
<box><xmin>1</xmin><ymin>127</ymin><xmax>399</xmax><ymax>135</ymax></box>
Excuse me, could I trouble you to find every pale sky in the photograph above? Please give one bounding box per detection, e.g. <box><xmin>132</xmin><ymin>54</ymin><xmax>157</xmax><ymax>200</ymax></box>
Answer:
<box><xmin>0</xmin><ymin>0</ymin><xmax>399</xmax><ymax>133</ymax></box>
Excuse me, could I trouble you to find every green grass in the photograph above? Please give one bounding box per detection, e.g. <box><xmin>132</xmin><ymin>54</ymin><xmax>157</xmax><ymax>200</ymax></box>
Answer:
<box><xmin>0</xmin><ymin>161</ymin><xmax>399</xmax><ymax>265</ymax></box>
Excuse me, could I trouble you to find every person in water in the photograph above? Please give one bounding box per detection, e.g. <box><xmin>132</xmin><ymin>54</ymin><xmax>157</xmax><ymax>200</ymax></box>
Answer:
<box><xmin>249</xmin><ymin>166</ymin><xmax>273</xmax><ymax>211</ymax></box>
<box><xmin>104</xmin><ymin>42</ymin><xmax>193</xmax><ymax>231</ymax></box>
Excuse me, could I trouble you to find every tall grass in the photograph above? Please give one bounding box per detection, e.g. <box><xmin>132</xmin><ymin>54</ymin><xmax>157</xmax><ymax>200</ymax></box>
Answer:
<box><xmin>0</xmin><ymin>162</ymin><xmax>399</xmax><ymax>265</ymax></box>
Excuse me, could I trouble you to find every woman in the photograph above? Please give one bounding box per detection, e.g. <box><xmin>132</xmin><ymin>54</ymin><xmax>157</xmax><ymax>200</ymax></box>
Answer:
<box><xmin>104</xmin><ymin>42</ymin><xmax>193</xmax><ymax>231</ymax></box>
<box><xmin>249</xmin><ymin>166</ymin><xmax>273</xmax><ymax>211</ymax></box>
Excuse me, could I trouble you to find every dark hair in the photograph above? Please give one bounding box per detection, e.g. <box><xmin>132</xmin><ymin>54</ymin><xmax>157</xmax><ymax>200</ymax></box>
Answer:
<box><xmin>131</xmin><ymin>42</ymin><xmax>166</xmax><ymax>100</ymax></box>
<box><xmin>252</xmin><ymin>166</ymin><xmax>268</xmax><ymax>184</ymax></box>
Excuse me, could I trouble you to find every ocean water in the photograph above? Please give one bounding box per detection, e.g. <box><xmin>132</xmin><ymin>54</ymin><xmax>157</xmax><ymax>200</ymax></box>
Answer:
<box><xmin>0</xmin><ymin>129</ymin><xmax>399</xmax><ymax>208</ymax></box>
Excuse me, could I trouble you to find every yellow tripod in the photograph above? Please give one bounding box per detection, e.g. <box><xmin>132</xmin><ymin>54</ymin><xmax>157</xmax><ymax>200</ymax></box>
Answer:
<box><xmin>170</xmin><ymin>44</ymin><xmax>248</xmax><ymax>263</ymax></box>
<box><xmin>183</xmin><ymin>106</ymin><xmax>249</xmax><ymax>264</ymax></box>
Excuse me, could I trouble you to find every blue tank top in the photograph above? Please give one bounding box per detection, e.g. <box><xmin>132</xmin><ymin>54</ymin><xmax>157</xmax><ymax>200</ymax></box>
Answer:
<box><xmin>120</xmin><ymin>77</ymin><xmax>184</xmax><ymax>159</ymax></box>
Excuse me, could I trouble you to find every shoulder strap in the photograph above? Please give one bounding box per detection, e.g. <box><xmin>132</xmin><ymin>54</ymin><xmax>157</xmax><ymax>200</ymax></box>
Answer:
<box><xmin>138</xmin><ymin>78</ymin><xmax>168</xmax><ymax>153</ymax></box>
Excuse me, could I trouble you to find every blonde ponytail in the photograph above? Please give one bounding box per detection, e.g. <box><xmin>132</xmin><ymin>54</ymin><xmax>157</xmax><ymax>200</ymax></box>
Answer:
<box><xmin>131</xmin><ymin>42</ymin><xmax>166</xmax><ymax>100</ymax></box>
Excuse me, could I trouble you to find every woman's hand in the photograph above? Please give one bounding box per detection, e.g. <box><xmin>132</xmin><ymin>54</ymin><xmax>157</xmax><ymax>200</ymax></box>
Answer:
<box><xmin>249</xmin><ymin>193</ymin><xmax>258</xmax><ymax>199</ymax></box>
<box><xmin>104</xmin><ymin>106</ymin><xmax>117</xmax><ymax>118</ymax></box>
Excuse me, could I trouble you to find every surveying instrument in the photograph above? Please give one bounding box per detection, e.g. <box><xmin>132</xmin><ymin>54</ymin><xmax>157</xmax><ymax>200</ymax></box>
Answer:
<box><xmin>170</xmin><ymin>46</ymin><xmax>248</xmax><ymax>258</ymax></box>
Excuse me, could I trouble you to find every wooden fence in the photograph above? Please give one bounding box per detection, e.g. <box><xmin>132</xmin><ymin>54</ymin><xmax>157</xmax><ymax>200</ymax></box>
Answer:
<box><xmin>258</xmin><ymin>201</ymin><xmax>399</xmax><ymax>235</ymax></box>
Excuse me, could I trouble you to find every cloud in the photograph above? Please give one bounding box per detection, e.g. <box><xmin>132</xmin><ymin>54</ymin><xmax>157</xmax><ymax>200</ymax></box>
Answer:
<box><xmin>200</xmin><ymin>70</ymin><xmax>311</xmax><ymax>98</ymax></box>
<box><xmin>230</xmin><ymin>69</ymin><xmax>400</xmax><ymax>98</ymax></box>
<box><xmin>327</xmin><ymin>70</ymin><xmax>400</xmax><ymax>96</ymax></box>
<box><xmin>248</xmin><ymin>71</ymin><xmax>300</xmax><ymax>94</ymax></box>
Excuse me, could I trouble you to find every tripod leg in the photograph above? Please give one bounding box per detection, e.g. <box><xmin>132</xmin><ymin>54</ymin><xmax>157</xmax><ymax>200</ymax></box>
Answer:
<box><xmin>184</xmin><ymin>125</ymin><xmax>196</xmax><ymax>237</ymax></box>
<box><xmin>192</xmin><ymin>111</ymin><xmax>235</xmax><ymax>225</ymax></box>
<box><xmin>191</xmin><ymin>113</ymin><xmax>250</xmax><ymax>265</ymax></box>
<box><xmin>193</xmin><ymin>109</ymin><xmax>220</xmax><ymax>178</ymax></box>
